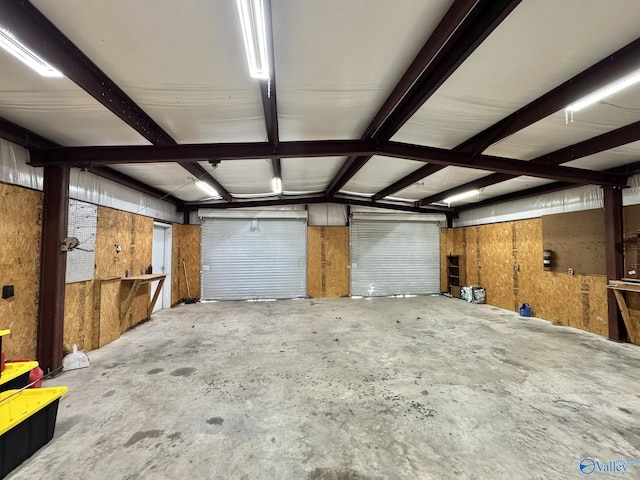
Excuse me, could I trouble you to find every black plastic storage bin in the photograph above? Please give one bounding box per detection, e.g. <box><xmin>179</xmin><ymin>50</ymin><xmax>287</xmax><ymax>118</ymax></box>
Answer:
<box><xmin>0</xmin><ymin>387</ymin><xmax>68</xmax><ymax>479</ymax></box>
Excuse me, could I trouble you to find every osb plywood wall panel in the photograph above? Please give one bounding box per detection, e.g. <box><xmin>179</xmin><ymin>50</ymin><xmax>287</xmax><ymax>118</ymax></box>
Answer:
<box><xmin>93</xmin><ymin>206</ymin><xmax>153</xmax><ymax>339</ymax></box>
<box><xmin>478</xmin><ymin>223</ymin><xmax>513</xmax><ymax>310</ymax></box>
<box><xmin>0</xmin><ymin>184</ymin><xmax>41</xmax><ymax>359</ymax></box>
<box><xmin>307</xmin><ymin>227</ymin><xmax>349</xmax><ymax>298</ymax></box>
<box><xmin>542</xmin><ymin>208</ymin><xmax>606</xmax><ymax>275</ymax></box>
<box><xmin>441</xmin><ymin>218</ymin><xmax>609</xmax><ymax>339</ymax></box>
<box><xmin>64</xmin><ymin>280</ymin><xmax>94</xmax><ymax>352</ymax></box>
<box><xmin>171</xmin><ymin>224</ymin><xmax>201</xmax><ymax>304</ymax></box>
<box><xmin>98</xmin><ymin>281</ymin><xmax>121</xmax><ymax>347</ymax></box>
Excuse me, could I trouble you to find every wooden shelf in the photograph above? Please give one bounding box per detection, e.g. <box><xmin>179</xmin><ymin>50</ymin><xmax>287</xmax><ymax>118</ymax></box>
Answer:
<box><xmin>447</xmin><ymin>255</ymin><xmax>465</xmax><ymax>298</ymax></box>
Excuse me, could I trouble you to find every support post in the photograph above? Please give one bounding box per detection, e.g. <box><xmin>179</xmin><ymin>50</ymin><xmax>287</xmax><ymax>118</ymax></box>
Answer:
<box><xmin>37</xmin><ymin>165</ymin><xmax>70</xmax><ymax>373</ymax></box>
<box><xmin>604</xmin><ymin>185</ymin><xmax>627</xmax><ymax>342</ymax></box>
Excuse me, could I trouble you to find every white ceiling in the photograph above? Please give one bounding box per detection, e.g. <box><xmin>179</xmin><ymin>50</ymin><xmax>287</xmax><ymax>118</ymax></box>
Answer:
<box><xmin>0</xmin><ymin>0</ymin><xmax>638</xmax><ymax>211</ymax></box>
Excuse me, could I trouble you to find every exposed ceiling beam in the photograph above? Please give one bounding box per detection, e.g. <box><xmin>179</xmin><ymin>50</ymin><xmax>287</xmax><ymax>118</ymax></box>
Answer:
<box><xmin>455</xmin><ymin>161</ymin><xmax>640</xmax><ymax>213</ymax></box>
<box><xmin>259</xmin><ymin>0</ymin><xmax>282</xmax><ymax>183</ymax></box>
<box><xmin>0</xmin><ymin>0</ymin><xmax>229</xmax><ymax>199</ymax></box>
<box><xmin>0</xmin><ymin>114</ymin><xmax>186</xmax><ymax>207</ymax></box>
<box><xmin>185</xmin><ymin>194</ymin><xmax>453</xmax><ymax>215</ymax></box>
<box><xmin>176</xmin><ymin>162</ymin><xmax>230</xmax><ymax>202</ymax></box>
<box><xmin>386</xmin><ymin>36</ymin><xmax>640</xmax><ymax>202</ymax></box>
<box><xmin>86</xmin><ymin>167</ymin><xmax>184</xmax><ymax>206</ymax></box>
<box><xmin>373</xmin><ymin>164</ymin><xmax>447</xmax><ymax>201</ymax></box>
<box><xmin>0</xmin><ymin>117</ymin><xmax>57</xmax><ymax>149</ymax></box>
<box><xmin>324</xmin><ymin>0</ymin><xmax>483</xmax><ymax>197</ymax></box>
<box><xmin>28</xmin><ymin>140</ymin><xmax>378</xmax><ymax>165</ymax></box>
<box><xmin>324</xmin><ymin>0</ymin><xmax>521</xmax><ymax>196</ymax></box>
<box><xmin>30</xmin><ymin>139</ymin><xmax>629</xmax><ymax>187</ymax></box>
<box><xmin>455</xmin><ymin>181</ymin><xmax>575</xmax><ymax>212</ymax></box>
<box><xmin>382</xmin><ymin>142</ymin><xmax>627</xmax><ymax>187</ymax></box>
<box><xmin>457</xmin><ymin>36</ymin><xmax>640</xmax><ymax>156</ymax></box>
<box><xmin>419</xmin><ymin>118</ymin><xmax>640</xmax><ymax>205</ymax></box>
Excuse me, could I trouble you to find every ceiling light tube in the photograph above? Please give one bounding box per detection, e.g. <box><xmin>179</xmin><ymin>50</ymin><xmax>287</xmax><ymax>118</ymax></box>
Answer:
<box><xmin>271</xmin><ymin>176</ymin><xmax>282</xmax><ymax>194</ymax></box>
<box><xmin>566</xmin><ymin>69</ymin><xmax>640</xmax><ymax>113</ymax></box>
<box><xmin>0</xmin><ymin>28</ymin><xmax>63</xmax><ymax>78</ymax></box>
<box><xmin>237</xmin><ymin>0</ymin><xmax>270</xmax><ymax>79</ymax></box>
<box><xmin>195</xmin><ymin>180</ymin><xmax>218</xmax><ymax>197</ymax></box>
<box><xmin>443</xmin><ymin>189</ymin><xmax>479</xmax><ymax>205</ymax></box>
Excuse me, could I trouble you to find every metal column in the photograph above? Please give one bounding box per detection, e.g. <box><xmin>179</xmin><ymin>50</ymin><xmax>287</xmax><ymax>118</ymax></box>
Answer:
<box><xmin>604</xmin><ymin>185</ymin><xmax>627</xmax><ymax>342</ymax></box>
<box><xmin>37</xmin><ymin>165</ymin><xmax>70</xmax><ymax>373</ymax></box>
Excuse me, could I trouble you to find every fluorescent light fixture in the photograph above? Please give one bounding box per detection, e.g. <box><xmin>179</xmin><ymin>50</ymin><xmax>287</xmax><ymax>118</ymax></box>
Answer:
<box><xmin>271</xmin><ymin>176</ymin><xmax>282</xmax><ymax>194</ymax></box>
<box><xmin>566</xmin><ymin>69</ymin><xmax>640</xmax><ymax>113</ymax></box>
<box><xmin>195</xmin><ymin>180</ymin><xmax>218</xmax><ymax>197</ymax></box>
<box><xmin>443</xmin><ymin>189</ymin><xmax>479</xmax><ymax>205</ymax></box>
<box><xmin>0</xmin><ymin>28</ymin><xmax>63</xmax><ymax>78</ymax></box>
<box><xmin>236</xmin><ymin>0</ymin><xmax>270</xmax><ymax>79</ymax></box>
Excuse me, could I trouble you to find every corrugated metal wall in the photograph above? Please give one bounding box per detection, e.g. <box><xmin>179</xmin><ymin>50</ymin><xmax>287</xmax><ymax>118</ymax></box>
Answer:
<box><xmin>350</xmin><ymin>218</ymin><xmax>440</xmax><ymax>296</ymax></box>
<box><xmin>200</xmin><ymin>217</ymin><xmax>307</xmax><ymax>300</ymax></box>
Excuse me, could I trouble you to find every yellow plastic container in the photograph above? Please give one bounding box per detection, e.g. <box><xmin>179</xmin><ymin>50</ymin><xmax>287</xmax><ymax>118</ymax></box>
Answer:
<box><xmin>0</xmin><ymin>387</ymin><xmax>68</xmax><ymax>478</ymax></box>
<box><xmin>0</xmin><ymin>361</ymin><xmax>38</xmax><ymax>392</ymax></box>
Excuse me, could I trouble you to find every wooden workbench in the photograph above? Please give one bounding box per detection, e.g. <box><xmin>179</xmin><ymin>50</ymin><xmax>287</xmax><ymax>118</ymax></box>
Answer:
<box><xmin>607</xmin><ymin>280</ymin><xmax>640</xmax><ymax>344</ymax></box>
<box><xmin>120</xmin><ymin>274</ymin><xmax>167</xmax><ymax>322</ymax></box>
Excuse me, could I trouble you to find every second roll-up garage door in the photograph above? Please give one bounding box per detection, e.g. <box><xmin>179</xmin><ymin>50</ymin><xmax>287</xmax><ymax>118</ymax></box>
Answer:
<box><xmin>200</xmin><ymin>211</ymin><xmax>307</xmax><ymax>300</ymax></box>
<box><xmin>350</xmin><ymin>213</ymin><xmax>441</xmax><ymax>297</ymax></box>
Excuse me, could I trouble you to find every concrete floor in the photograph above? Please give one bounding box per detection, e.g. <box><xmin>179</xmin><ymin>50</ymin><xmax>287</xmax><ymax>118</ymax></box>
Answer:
<box><xmin>8</xmin><ymin>295</ymin><xmax>640</xmax><ymax>479</ymax></box>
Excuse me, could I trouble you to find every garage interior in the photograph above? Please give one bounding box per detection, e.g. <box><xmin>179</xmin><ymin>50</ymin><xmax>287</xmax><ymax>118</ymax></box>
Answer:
<box><xmin>2</xmin><ymin>0</ymin><xmax>640</xmax><ymax>478</ymax></box>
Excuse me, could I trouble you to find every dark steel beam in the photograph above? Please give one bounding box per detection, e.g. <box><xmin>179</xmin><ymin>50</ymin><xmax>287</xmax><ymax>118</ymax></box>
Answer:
<box><xmin>30</xmin><ymin>139</ymin><xmax>628</xmax><ymax>186</ymax></box>
<box><xmin>381</xmin><ymin>142</ymin><xmax>627</xmax><ymax>186</ymax></box>
<box><xmin>458</xmin><ymin>37</ymin><xmax>640</xmax><ymax>156</ymax></box>
<box><xmin>179</xmin><ymin>162</ymin><xmax>230</xmax><ymax>201</ymax></box>
<box><xmin>37</xmin><ymin>165</ymin><xmax>69</xmax><ymax>373</ymax></box>
<box><xmin>324</xmin><ymin>0</ymin><xmax>492</xmax><ymax>196</ymax></box>
<box><xmin>420</xmin><ymin>119</ymin><xmax>640</xmax><ymax>205</ymax></box>
<box><xmin>260</xmin><ymin>0</ymin><xmax>282</xmax><ymax>182</ymax></box>
<box><xmin>373</xmin><ymin>0</ymin><xmax>522</xmax><ymax>141</ymax></box>
<box><xmin>604</xmin><ymin>185</ymin><xmax>627</xmax><ymax>342</ymax></box>
<box><xmin>373</xmin><ymin>164</ymin><xmax>447</xmax><ymax>200</ymax></box>
<box><xmin>28</xmin><ymin>140</ymin><xmax>379</xmax><ymax>165</ymax></box>
<box><xmin>86</xmin><ymin>167</ymin><xmax>184</xmax><ymax>206</ymax></box>
<box><xmin>0</xmin><ymin>1</ymin><xmax>229</xmax><ymax>197</ymax></box>
<box><xmin>455</xmin><ymin>181</ymin><xmax>574</xmax><ymax>212</ymax></box>
<box><xmin>0</xmin><ymin>116</ymin><xmax>57</xmax><ymax>148</ymax></box>
<box><xmin>185</xmin><ymin>195</ymin><xmax>453</xmax><ymax>215</ymax></box>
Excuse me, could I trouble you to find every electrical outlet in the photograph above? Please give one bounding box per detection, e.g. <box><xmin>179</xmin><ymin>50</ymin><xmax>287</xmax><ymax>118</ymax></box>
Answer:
<box><xmin>568</xmin><ymin>268</ymin><xmax>574</xmax><ymax>275</ymax></box>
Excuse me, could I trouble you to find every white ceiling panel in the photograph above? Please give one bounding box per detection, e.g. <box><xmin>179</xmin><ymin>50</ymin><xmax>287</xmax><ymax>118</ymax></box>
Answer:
<box><xmin>110</xmin><ymin>163</ymin><xmax>208</xmax><ymax>201</ymax></box>
<box><xmin>204</xmin><ymin>160</ymin><xmax>274</xmax><ymax>196</ymax></box>
<box><xmin>449</xmin><ymin>176</ymin><xmax>556</xmax><ymax>207</ymax></box>
<box><xmin>32</xmin><ymin>0</ymin><xmax>267</xmax><ymax>143</ymax></box>
<box><xmin>563</xmin><ymin>140</ymin><xmax>640</xmax><ymax>171</ymax></box>
<box><xmin>484</xmin><ymin>85</ymin><xmax>640</xmax><ymax>160</ymax></box>
<box><xmin>0</xmin><ymin>48</ymin><xmax>149</xmax><ymax>146</ymax></box>
<box><xmin>342</xmin><ymin>156</ymin><xmax>423</xmax><ymax>195</ymax></box>
<box><xmin>282</xmin><ymin>157</ymin><xmax>345</xmax><ymax>193</ymax></box>
<box><xmin>393</xmin><ymin>0</ymin><xmax>640</xmax><ymax>149</ymax></box>
<box><xmin>394</xmin><ymin>166</ymin><xmax>491</xmax><ymax>201</ymax></box>
<box><xmin>273</xmin><ymin>0</ymin><xmax>454</xmax><ymax>141</ymax></box>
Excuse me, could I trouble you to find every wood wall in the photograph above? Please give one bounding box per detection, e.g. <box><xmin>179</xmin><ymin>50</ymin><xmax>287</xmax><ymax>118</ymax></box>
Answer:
<box><xmin>0</xmin><ymin>183</ymin><xmax>42</xmax><ymax>359</ymax></box>
<box><xmin>172</xmin><ymin>224</ymin><xmax>201</xmax><ymax>305</ymax></box>
<box><xmin>64</xmin><ymin>205</ymin><xmax>155</xmax><ymax>351</ymax></box>
<box><xmin>308</xmin><ymin>226</ymin><xmax>349</xmax><ymax>298</ymax></box>
<box><xmin>441</xmin><ymin>218</ymin><xmax>609</xmax><ymax>338</ymax></box>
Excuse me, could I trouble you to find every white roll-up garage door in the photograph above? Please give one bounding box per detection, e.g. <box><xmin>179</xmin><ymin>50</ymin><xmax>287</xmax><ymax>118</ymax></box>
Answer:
<box><xmin>350</xmin><ymin>213</ymin><xmax>441</xmax><ymax>297</ymax></box>
<box><xmin>199</xmin><ymin>211</ymin><xmax>307</xmax><ymax>300</ymax></box>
